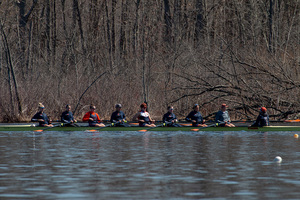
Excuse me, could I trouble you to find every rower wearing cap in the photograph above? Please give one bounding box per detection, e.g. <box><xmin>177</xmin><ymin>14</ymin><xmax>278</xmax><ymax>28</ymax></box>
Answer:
<box><xmin>110</xmin><ymin>104</ymin><xmax>129</xmax><ymax>127</ymax></box>
<box><xmin>163</xmin><ymin>106</ymin><xmax>182</xmax><ymax>127</ymax></box>
<box><xmin>132</xmin><ymin>103</ymin><xmax>156</xmax><ymax>127</ymax></box>
<box><xmin>185</xmin><ymin>104</ymin><xmax>207</xmax><ymax>127</ymax></box>
<box><xmin>61</xmin><ymin>104</ymin><xmax>77</xmax><ymax>126</ymax></box>
<box><xmin>251</xmin><ymin>107</ymin><xmax>270</xmax><ymax>127</ymax></box>
<box><xmin>215</xmin><ymin>104</ymin><xmax>235</xmax><ymax>127</ymax></box>
<box><xmin>31</xmin><ymin>103</ymin><xmax>53</xmax><ymax>127</ymax></box>
<box><xmin>82</xmin><ymin>104</ymin><xmax>105</xmax><ymax>127</ymax></box>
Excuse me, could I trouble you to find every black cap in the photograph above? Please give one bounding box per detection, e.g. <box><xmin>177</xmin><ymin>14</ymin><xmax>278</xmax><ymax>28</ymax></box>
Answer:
<box><xmin>116</xmin><ymin>104</ymin><xmax>122</xmax><ymax>108</ymax></box>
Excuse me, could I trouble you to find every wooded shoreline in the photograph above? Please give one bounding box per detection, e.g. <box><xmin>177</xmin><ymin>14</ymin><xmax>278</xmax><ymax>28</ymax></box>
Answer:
<box><xmin>0</xmin><ymin>1</ymin><xmax>299</xmax><ymax>122</ymax></box>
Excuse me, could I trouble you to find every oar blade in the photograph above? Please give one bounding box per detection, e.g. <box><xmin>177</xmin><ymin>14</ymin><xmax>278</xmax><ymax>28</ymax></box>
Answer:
<box><xmin>85</xmin><ymin>129</ymin><xmax>99</xmax><ymax>133</ymax></box>
<box><xmin>34</xmin><ymin>129</ymin><xmax>44</xmax><ymax>132</ymax></box>
<box><xmin>138</xmin><ymin>129</ymin><xmax>148</xmax><ymax>132</ymax></box>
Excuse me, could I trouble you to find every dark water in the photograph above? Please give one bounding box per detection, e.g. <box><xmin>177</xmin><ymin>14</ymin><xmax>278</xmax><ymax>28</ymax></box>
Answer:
<box><xmin>0</xmin><ymin>130</ymin><xmax>300</xmax><ymax>200</ymax></box>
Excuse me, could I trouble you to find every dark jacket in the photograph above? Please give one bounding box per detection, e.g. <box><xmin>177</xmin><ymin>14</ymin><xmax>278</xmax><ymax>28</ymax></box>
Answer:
<box><xmin>110</xmin><ymin>111</ymin><xmax>126</xmax><ymax>123</ymax></box>
<box><xmin>31</xmin><ymin>112</ymin><xmax>50</xmax><ymax>126</ymax></box>
<box><xmin>251</xmin><ymin>112</ymin><xmax>270</xmax><ymax>127</ymax></box>
<box><xmin>163</xmin><ymin>112</ymin><xmax>177</xmax><ymax>123</ymax></box>
<box><xmin>61</xmin><ymin>111</ymin><xmax>75</xmax><ymax>123</ymax></box>
<box><xmin>186</xmin><ymin>110</ymin><xmax>204</xmax><ymax>126</ymax></box>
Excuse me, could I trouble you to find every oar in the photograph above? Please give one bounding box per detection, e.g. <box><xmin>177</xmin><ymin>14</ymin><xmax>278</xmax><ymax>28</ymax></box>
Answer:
<box><xmin>34</xmin><ymin>123</ymin><xmax>63</xmax><ymax>132</ymax></box>
<box><xmin>62</xmin><ymin>122</ymin><xmax>81</xmax><ymax>127</ymax></box>
<box><xmin>138</xmin><ymin>122</ymin><xmax>169</xmax><ymax>132</ymax></box>
<box><xmin>190</xmin><ymin>122</ymin><xmax>226</xmax><ymax>131</ymax></box>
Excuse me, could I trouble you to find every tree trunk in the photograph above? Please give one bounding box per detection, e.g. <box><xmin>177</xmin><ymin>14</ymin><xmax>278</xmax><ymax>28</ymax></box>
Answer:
<box><xmin>0</xmin><ymin>24</ymin><xmax>22</xmax><ymax>117</ymax></box>
<box><xmin>268</xmin><ymin>0</ymin><xmax>274</xmax><ymax>52</ymax></box>
<box><xmin>111</xmin><ymin>0</ymin><xmax>116</xmax><ymax>56</ymax></box>
<box><xmin>105</xmin><ymin>0</ymin><xmax>113</xmax><ymax>71</ymax></box>
<box><xmin>74</xmin><ymin>0</ymin><xmax>86</xmax><ymax>55</ymax></box>
<box><xmin>16</xmin><ymin>0</ymin><xmax>37</xmax><ymax>77</ymax></box>
<box><xmin>133</xmin><ymin>0</ymin><xmax>140</xmax><ymax>56</ymax></box>
<box><xmin>119</xmin><ymin>0</ymin><xmax>126</xmax><ymax>58</ymax></box>
<box><xmin>46</xmin><ymin>0</ymin><xmax>51</xmax><ymax>66</ymax></box>
<box><xmin>163</xmin><ymin>0</ymin><xmax>172</xmax><ymax>43</ymax></box>
<box><xmin>195</xmin><ymin>0</ymin><xmax>204</xmax><ymax>43</ymax></box>
<box><xmin>52</xmin><ymin>0</ymin><xmax>57</xmax><ymax>67</ymax></box>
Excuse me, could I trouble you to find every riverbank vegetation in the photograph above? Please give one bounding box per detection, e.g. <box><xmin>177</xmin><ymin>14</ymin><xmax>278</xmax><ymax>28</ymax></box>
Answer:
<box><xmin>0</xmin><ymin>0</ymin><xmax>299</xmax><ymax>122</ymax></box>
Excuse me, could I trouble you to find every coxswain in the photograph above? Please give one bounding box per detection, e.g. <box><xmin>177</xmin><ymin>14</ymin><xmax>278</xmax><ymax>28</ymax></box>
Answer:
<box><xmin>251</xmin><ymin>107</ymin><xmax>270</xmax><ymax>127</ymax></box>
<box><xmin>61</xmin><ymin>104</ymin><xmax>78</xmax><ymax>126</ymax></box>
<box><xmin>82</xmin><ymin>104</ymin><xmax>105</xmax><ymax>127</ymax></box>
<box><xmin>132</xmin><ymin>103</ymin><xmax>156</xmax><ymax>127</ymax></box>
<box><xmin>215</xmin><ymin>104</ymin><xmax>235</xmax><ymax>127</ymax></box>
<box><xmin>185</xmin><ymin>104</ymin><xmax>207</xmax><ymax>127</ymax></box>
<box><xmin>162</xmin><ymin>106</ymin><xmax>182</xmax><ymax>127</ymax></box>
<box><xmin>110</xmin><ymin>104</ymin><xmax>129</xmax><ymax>127</ymax></box>
<box><xmin>31</xmin><ymin>103</ymin><xmax>53</xmax><ymax>127</ymax></box>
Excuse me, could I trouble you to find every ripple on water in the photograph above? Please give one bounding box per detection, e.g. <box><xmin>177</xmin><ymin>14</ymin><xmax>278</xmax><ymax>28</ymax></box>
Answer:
<box><xmin>0</xmin><ymin>131</ymin><xmax>300</xmax><ymax>199</ymax></box>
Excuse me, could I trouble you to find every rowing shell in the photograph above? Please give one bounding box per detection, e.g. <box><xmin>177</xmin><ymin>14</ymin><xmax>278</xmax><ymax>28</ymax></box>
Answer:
<box><xmin>0</xmin><ymin>125</ymin><xmax>300</xmax><ymax>132</ymax></box>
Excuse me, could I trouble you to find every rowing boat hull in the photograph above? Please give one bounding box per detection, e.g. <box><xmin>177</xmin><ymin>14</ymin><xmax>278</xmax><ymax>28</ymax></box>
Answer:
<box><xmin>0</xmin><ymin>125</ymin><xmax>300</xmax><ymax>132</ymax></box>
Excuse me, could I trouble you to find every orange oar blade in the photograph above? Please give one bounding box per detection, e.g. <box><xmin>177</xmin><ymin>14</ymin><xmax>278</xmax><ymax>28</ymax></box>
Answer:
<box><xmin>34</xmin><ymin>130</ymin><xmax>43</xmax><ymax>132</ymax></box>
<box><xmin>138</xmin><ymin>130</ymin><xmax>148</xmax><ymax>132</ymax></box>
<box><xmin>190</xmin><ymin>129</ymin><xmax>199</xmax><ymax>131</ymax></box>
<box><xmin>180</xmin><ymin>124</ymin><xmax>192</xmax><ymax>126</ymax></box>
<box><xmin>85</xmin><ymin>129</ymin><xmax>98</xmax><ymax>132</ymax></box>
<box><xmin>285</xmin><ymin>119</ymin><xmax>300</xmax><ymax>122</ymax></box>
<box><xmin>129</xmin><ymin>123</ymin><xmax>139</xmax><ymax>126</ymax></box>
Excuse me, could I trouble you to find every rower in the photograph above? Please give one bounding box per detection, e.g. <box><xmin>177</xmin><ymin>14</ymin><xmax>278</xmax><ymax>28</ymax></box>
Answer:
<box><xmin>61</xmin><ymin>104</ymin><xmax>78</xmax><ymax>126</ymax></box>
<box><xmin>82</xmin><ymin>104</ymin><xmax>105</xmax><ymax>127</ymax></box>
<box><xmin>162</xmin><ymin>106</ymin><xmax>182</xmax><ymax>127</ymax></box>
<box><xmin>31</xmin><ymin>103</ymin><xmax>53</xmax><ymax>127</ymax></box>
<box><xmin>132</xmin><ymin>103</ymin><xmax>156</xmax><ymax>127</ymax></box>
<box><xmin>110</xmin><ymin>104</ymin><xmax>129</xmax><ymax>127</ymax></box>
<box><xmin>185</xmin><ymin>104</ymin><xmax>207</xmax><ymax>127</ymax></box>
<box><xmin>250</xmin><ymin>107</ymin><xmax>270</xmax><ymax>127</ymax></box>
<box><xmin>215</xmin><ymin>104</ymin><xmax>235</xmax><ymax>127</ymax></box>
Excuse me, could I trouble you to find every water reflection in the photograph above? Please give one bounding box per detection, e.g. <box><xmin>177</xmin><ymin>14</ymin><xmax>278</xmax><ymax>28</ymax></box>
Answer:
<box><xmin>0</xmin><ymin>131</ymin><xmax>299</xmax><ymax>199</ymax></box>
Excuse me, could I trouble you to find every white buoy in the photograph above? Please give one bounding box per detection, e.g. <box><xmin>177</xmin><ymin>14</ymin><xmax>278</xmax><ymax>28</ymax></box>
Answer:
<box><xmin>31</xmin><ymin>124</ymin><xmax>36</xmax><ymax>127</ymax></box>
<box><xmin>274</xmin><ymin>156</ymin><xmax>282</xmax><ymax>163</ymax></box>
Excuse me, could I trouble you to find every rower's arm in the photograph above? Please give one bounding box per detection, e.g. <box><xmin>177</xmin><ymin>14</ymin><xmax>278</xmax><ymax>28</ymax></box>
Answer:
<box><xmin>149</xmin><ymin>115</ymin><xmax>155</xmax><ymax>122</ymax></box>
<box><xmin>215</xmin><ymin>112</ymin><xmax>222</xmax><ymax>123</ymax></box>
<box><xmin>31</xmin><ymin>113</ymin><xmax>44</xmax><ymax>122</ymax></box>
<box><xmin>162</xmin><ymin>114</ymin><xmax>167</xmax><ymax>123</ymax></box>
<box><xmin>185</xmin><ymin>114</ymin><xmax>192</xmax><ymax>122</ymax></box>
<box><xmin>110</xmin><ymin>113</ymin><xmax>116</xmax><ymax>123</ymax></box>
<box><xmin>61</xmin><ymin>113</ymin><xmax>69</xmax><ymax>123</ymax></box>
<box><xmin>82</xmin><ymin>112</ymin><xmax>91</xmax><ymax>122</ymax></box>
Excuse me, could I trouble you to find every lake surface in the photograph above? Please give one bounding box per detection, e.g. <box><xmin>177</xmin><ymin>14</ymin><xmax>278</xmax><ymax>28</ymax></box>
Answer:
<box><xmin>0</xmin><ymin>130</ymin><xmax>300</xmax><ymax>199</ymax></box>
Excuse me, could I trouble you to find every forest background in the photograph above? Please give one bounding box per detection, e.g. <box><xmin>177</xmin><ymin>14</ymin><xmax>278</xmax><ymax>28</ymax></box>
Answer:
<box><xmin>0</xmin><ymin>0</ymin><xmax>299</xmax><ymax>122</ymax></box>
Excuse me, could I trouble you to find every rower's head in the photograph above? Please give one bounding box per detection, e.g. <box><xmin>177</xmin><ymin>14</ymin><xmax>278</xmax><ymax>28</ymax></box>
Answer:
<box><xmin>115</xmin><ymin>104</ymin><xmax>122</xmax><ymax>111</ymax></box>
<box><xmin>66</xmin><ymin>104</ymin><xmax>71</xmax><ymax>111</ymax></box>
<box><xmin>221</xmin><ymin>104</ymin><xmax>228</xmax><ymax>111</ymax></box>
<box><xmin>260</xmin><ymin>107</ymin><xmax>267</xmax><ymax>113</ymax></box>
<box><xmin>168</xmin><ymin>106</ymin><xmax>174</xmax><ymax>113</ymax></box>
<box><xmin>38</xmin><ymin>103</ymin><xmax>45</xmax><ymax>112</ymax></box>
<box><xmin>90</xmin><ymin>104</ymin><xmax>96</xmax><ymax>111</ymax></box>
<box><xmin>193</xmin><ymin>104</ymin><xmax>199</xmax><ymax>111</ymax></box>
<box><xmin>140</xmin><ymin>103</ymin><xmax>147</xmax><ymax>111</ymax></box>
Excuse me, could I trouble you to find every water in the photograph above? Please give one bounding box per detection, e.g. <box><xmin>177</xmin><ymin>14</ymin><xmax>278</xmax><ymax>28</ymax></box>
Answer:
<box><xmin>0</xmin><ymin>131</ymin><xmax>300</xmax><ymax>199</ymax></box>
